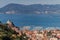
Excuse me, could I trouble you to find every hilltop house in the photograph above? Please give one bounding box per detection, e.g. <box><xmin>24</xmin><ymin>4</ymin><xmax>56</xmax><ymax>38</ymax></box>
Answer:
<box><xmin>6</xmin><ymin>19</ymin><xmax>15</xmax><ymax>27</ymax></box>
<box><xmin>6</xmin><ymin>20</ymin><xmax>20</xmax><ymax>34</ymax></box>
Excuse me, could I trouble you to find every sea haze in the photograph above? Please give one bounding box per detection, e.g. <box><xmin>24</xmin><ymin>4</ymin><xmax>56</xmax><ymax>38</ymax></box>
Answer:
<box><xmin>0</xmin><ymin>14</ymin><xmax>60</xmax><ymax>28</ymax></box>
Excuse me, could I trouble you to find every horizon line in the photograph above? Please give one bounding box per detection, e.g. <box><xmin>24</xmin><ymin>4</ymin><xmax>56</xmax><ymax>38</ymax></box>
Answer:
<box><xmin>1</xmin><ymin>3</ymin><xmax>60</xmax><ymax>8</ymax></box>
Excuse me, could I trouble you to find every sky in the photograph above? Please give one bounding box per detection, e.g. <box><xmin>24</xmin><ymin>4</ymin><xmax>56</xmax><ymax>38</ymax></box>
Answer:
<box><xmin>0</xmin><ymin>0</ymin><xmax>60</xmax><ymax>8</ymax></box>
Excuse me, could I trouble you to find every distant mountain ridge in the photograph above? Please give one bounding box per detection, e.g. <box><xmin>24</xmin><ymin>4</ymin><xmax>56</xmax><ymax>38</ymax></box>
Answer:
<box><xmin>0</xmin><ymin>3</ymin><xmax>60</xmax><ymax>14</ymax></box>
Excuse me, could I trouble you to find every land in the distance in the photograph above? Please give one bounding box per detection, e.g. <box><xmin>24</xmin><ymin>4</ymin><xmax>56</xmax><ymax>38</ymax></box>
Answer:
<box><xmin>0</xmin><ymin>3</ymin><xmax>60</xmax><ymax>14</ymax></box>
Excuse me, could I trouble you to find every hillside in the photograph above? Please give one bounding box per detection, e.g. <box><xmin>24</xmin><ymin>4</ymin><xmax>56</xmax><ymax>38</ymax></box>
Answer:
<box><xmin>0</xmin><ymin>3</ymin><xmax>60</xmax><ymax>14</ymax></box>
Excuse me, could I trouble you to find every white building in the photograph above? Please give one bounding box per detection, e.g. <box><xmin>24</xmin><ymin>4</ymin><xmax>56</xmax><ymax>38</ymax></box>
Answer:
<box><xmin>6</xmin><ymin>19</ymin><xmax>14</xmax><ymax>27</ymax></box>
<box><xmin>50</xmin><ymin>37</ymin><xmax>58</xmax><ymax>40</ymax></box>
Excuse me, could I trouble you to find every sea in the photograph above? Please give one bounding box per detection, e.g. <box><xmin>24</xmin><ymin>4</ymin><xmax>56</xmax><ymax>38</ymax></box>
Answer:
<box><xmin>0</xmin><ymin>14</ymin><xmax>60</xmax><ymax>30</ymax></box>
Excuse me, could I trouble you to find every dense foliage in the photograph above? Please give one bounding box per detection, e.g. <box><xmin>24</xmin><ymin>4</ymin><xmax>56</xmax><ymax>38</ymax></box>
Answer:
<box><xmin>0</xmin><ymin>24</ymin><xmax>28</xmax><ymax>40</ymax></box>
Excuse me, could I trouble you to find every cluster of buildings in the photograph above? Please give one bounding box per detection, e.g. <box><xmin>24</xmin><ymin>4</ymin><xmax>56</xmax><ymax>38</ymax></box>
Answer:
<box><xmin>5</xmin><ymin>20</ymin><xmax>60</xmax><ymax>40</ymax></box>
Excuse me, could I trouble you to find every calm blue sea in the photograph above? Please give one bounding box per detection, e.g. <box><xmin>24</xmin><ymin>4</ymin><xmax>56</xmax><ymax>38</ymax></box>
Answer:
<box><xmin>0</xmin><ymin>14</ymin><xmax>60</xmax><ymax>28</ymax></box>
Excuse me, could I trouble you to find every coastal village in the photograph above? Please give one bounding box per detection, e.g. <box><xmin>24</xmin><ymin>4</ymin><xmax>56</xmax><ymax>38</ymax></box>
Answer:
<box><xmin>0</xmin><ymin>20</ymin><xmax>60</xmax><ymax>40</ymax></box>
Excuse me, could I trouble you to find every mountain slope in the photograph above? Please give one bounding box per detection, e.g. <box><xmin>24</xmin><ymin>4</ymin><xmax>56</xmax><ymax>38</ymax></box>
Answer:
<box><xmin>0</xmin><ymin>3</ymin><xmax>60</xmax><ymax>14</ymax></box>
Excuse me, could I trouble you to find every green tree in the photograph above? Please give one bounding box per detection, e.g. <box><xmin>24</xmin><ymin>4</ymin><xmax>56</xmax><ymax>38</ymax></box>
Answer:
<box><xmin>20</xmin><ymin>33</ymin><xmax>28</xmax><ymax>40</ymax></box>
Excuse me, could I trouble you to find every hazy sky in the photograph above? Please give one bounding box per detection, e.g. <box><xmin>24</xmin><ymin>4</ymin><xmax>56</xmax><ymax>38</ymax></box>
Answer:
<box><xmin>0</xmin><ymin>0</ymin><xmax>60</xmax><ymax>8</ymax></box>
